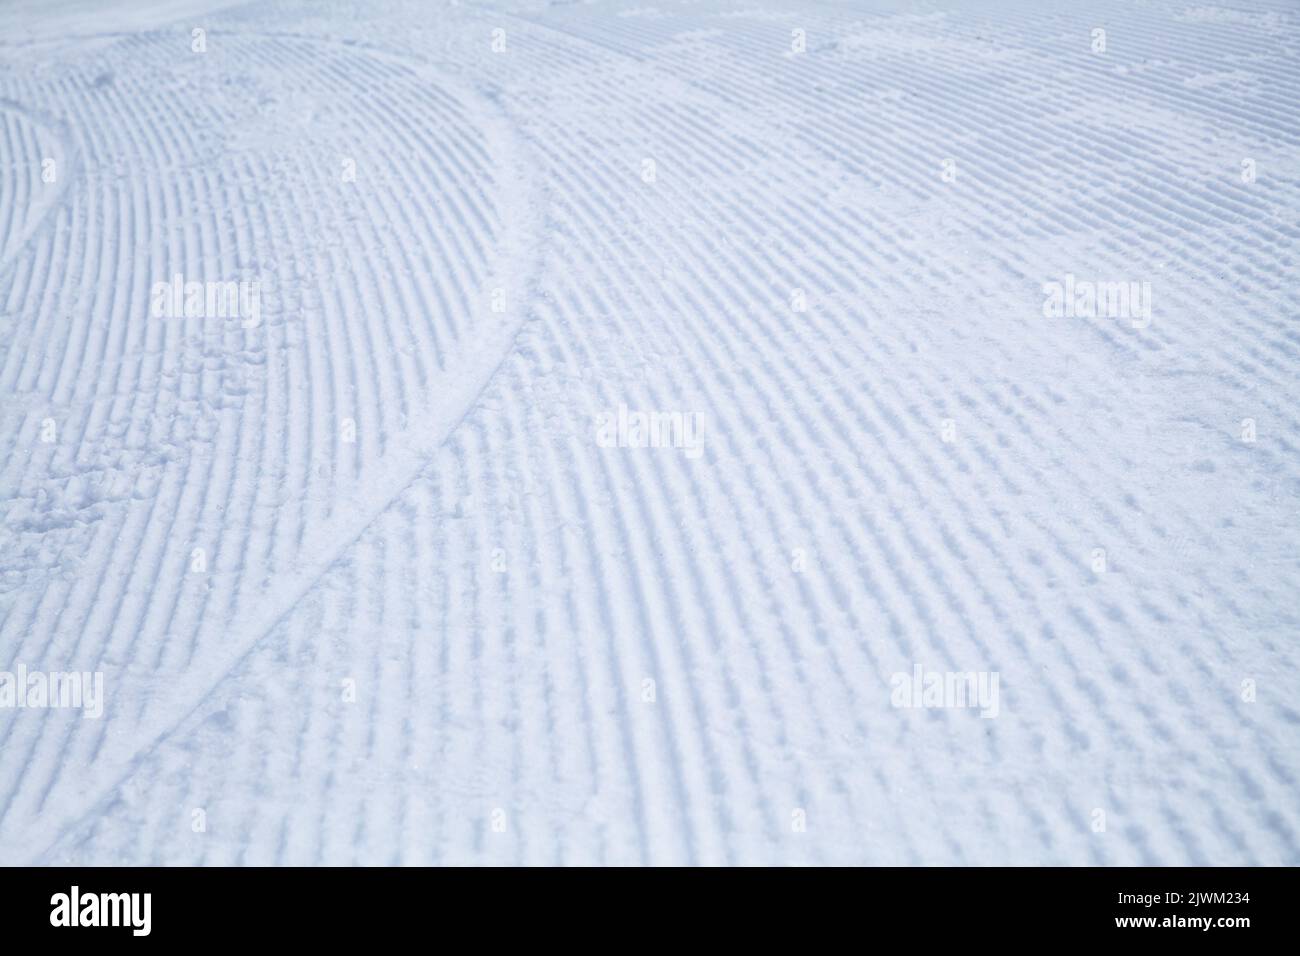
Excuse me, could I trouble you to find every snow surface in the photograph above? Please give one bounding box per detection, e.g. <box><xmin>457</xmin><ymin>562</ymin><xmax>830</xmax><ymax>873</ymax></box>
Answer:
<box><xmin>0</xmin><ymin>0</ymin><xmax>1297</xmax><ymax>865</ymax></box>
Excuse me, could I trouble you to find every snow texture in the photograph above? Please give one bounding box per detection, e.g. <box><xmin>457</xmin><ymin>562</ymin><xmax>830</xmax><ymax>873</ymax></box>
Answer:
<box><xmin>0</xmin><ymin>0</ymin><xmax>1298</xmax><ymax>865</ymax></box>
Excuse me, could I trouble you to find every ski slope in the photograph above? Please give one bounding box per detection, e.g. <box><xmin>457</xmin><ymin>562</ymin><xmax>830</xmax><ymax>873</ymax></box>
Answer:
<box><xmin>0</xmin><ymin>0</ymin><xmax>1297</xmax><ymax>865</ymax></box>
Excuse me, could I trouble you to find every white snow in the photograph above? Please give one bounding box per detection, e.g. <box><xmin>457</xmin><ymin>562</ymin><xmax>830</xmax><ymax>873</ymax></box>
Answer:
<box><xmin>0</xmin><ymin>0</ymin><xmax>1297</xmax><ymax>865</ymax></box>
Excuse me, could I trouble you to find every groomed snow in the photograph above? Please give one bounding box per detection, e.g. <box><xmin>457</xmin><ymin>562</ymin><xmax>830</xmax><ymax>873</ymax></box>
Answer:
<box><xmin>0</xmin><ymin>0</ymin><xmax>1297</xmax><ymax>865</ymax></box>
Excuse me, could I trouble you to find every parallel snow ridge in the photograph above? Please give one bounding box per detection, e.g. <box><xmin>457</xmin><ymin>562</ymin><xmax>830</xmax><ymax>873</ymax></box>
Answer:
<box><xmin>3</xmin><ymin>0</ymin><xmax>1299</xmax><ymax>865</ymax></box>
<box><xmin>0</xmin><ymin>103</ymin><xmax>72</xmax><ymax>271</ymax></box>
<box><xmin>0</xmin><ymin>24</ymin><xmax>538</xmax><ymax>862</ymax></box>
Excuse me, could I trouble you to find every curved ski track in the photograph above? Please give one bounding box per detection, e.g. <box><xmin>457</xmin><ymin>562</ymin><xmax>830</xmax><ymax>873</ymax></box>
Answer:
<box><xmin>0</xmin><ymin>0</ymin><xmax>1297</xmax><ymax>865</ymax></box>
